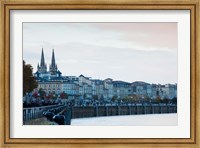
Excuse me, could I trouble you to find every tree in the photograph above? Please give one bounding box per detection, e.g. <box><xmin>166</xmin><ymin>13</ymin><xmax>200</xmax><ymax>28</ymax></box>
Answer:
<box><xmin>144</xmin><ymin>96</ymin><xmax>151</xmax><ymax>102</ymax></box>
<box><xmin>23</xmin><ymin>60</ymin><xmax>38</xmax><ymax>95</ymax></box>
<box><xmin>60</xmin><ymin>92</ymin><xmax>68</xmax><ymax>99</ymax></box>
<box><xmin>155</xmin><ymin>96</ymin><xmax>162</xmax><ymax>103</ymax></box>
<box><xmin>92</xmin><ymin>95</ymin><xmax>98</xmax><ymax>101</ymax></box>
<box><xmin>171</xmin><ymin>97</ymin><xmax>177</xmax><ymax>104</ymax></box>
<box><xmin>83</xmin><ymin>94</ymin><xmax>87</xmax><ymax>99</ymax></box>
<box><xmin>111</xmin><ymin>95</ymin><xmax>117</xmax><ymax>102</ymax></box>
<box><xmin>100</xmin><ymin>94</ymin><xmax>104</xmax><ymax>100</ymax></box>
<box><xmin>122</xmin><ymin>96</ymin><xmax>132</xmax><ymax>103</ymax></box>
<box><xmin>131</xmin><ymin>94</ymin><xmax>140</xmax><ymax>103</ymax></box>
<box><xmin>53</xmin><ymin>93</ymin><xmax>58</xmax><ymax>99</ymax></box>
<box><xmin>162</xmin><ymin>97</ymin><xmax>169</xmax><ymax>104</ymax></box>
<box><xmin>47</xmin><ymin>93</ymin><xmax>53</xmax><ymax>99</ymax></box>
<box><xmin>38</xmin><ymin>88</ymin><xmax>46</xmax><ymax>98</ymax></box>
<box><xmin>32</xmin><ymin>92</ymin><xmax>39</xmax><ymax>98</ymax></box>
<box><xmin>122</xmin><ymin>95</ymin><xmax>140</xmax><ymax>103</ymax></box>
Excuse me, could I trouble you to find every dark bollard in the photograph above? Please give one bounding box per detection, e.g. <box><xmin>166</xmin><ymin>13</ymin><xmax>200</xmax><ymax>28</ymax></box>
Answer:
<box><xmin>64</xmin><ymin>107</ymin><xmax>72</xmax><ymax>125</ymax></box>
<box><xmin>49</xmin><ymin>109</ymin><xmax>56</xmax><ymax>113</ymax></box>
<box><xmin>44</xmin><ymin>111</ymin><xmax>55</xmax><ymax>121</ymax></box>
<box><xmin>55</xmin><ymin>108</ymin><xmax>59</xmax><ymax>114</ymax></box>
<box><xmin>53</xmin><ymin>115</ymin><xmax>65</xmax><ymax>125</ymax></box>
<box><xmin>43</xmin><ymin>111</ymin><xmax>47</xmax><ymax>116</ymax></box>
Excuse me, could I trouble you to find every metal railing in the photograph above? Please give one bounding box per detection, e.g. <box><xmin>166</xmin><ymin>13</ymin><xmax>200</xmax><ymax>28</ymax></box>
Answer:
<box><xmin>23</xmin><ymin>104</ymin><xmax>64</xmax><ymax>123</ymax></box>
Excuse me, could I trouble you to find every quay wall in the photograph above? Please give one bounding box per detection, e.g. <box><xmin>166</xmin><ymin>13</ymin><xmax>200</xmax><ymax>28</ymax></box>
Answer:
<box><xmin>72</xmin><ymin>104</ymin><xmax>177</xmax><ymax>119</ymax></box>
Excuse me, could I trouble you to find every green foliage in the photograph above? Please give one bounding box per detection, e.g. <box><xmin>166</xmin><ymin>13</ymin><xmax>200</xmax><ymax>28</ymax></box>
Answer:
<box><xmin>111</xmin><ymin>95</ymin><xmax>117</xmax><ymax>102</ymax></box>
<box><xmin>171</xmin><ymin>97</ymin><xmax>177</xmax><ymax>104</ymax></box>
<box><xmin>23</xmin><ymin>60</ymin><xmax>38</xmax><ymax>95</ymax></box>
<box><xmin>38</xmin><ymin>88</ymin><xmax>46</xmax><ymax>98</ymax></box>
<box><xmin>155</xmin><ymin>96</ymin><xmax>162</xmax><ymax>103</ymax></box>
<box><xmin>53</xmin><ymin>94</ymin><xmax>58</xmax><ymax>99</ymax></box>
<box><xmin>122</xmin><ymin>95</ymin><xmax>140</xmax><ymax>103</ymax></box>
<box><xmin>143</xmin><ymin>96</ymin><xmax>151</xmax><ymax>102</ymax></box>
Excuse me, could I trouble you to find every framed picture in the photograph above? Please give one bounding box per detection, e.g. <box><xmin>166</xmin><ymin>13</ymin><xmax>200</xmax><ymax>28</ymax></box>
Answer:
<box><xmin>0</xmin><ymin>0</ymin><xmax>199</xmax><ymax>147</ymax></box>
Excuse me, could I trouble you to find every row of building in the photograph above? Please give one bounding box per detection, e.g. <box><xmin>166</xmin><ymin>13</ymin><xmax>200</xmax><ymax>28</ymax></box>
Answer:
<box><xmin>34</xmin><ymin>49</ymin><xmax>177</xmax><ymax>100</ymax></box>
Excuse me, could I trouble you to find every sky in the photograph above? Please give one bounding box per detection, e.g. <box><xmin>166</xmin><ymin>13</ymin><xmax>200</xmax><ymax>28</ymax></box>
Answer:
<box><xmin>23</xmin><ymin>23</ymin><xmax>177</xmax><ymax>84</ymax></box>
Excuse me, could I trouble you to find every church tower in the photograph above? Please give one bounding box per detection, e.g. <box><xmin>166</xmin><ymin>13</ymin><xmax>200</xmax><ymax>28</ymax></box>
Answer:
<box><xmin>49</xmin><ymin>49</ymin><xmax>58</xmax><ymax>75</ymax></box>
<box><xmin>37</xmin><ymin>48</ymin><xmax>47</xmax><ymax>73</ymax></box>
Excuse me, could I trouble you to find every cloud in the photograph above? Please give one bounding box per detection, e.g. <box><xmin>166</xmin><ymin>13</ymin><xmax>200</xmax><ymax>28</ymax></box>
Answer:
<box><xmin>23</xmin><ymin>23</ymin><xmax>177</xmax><ymax>84</ymax></box>
<box><xmin>90</xmin><ymin>23</ymin><xmax>177</xmax><ymax>50</ymax></box>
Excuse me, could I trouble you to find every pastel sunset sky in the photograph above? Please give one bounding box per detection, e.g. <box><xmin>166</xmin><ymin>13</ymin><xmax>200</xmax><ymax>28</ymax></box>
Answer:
<box><xmin>23</xmin><ymin>23</ymin><xmax>177</xmax><ymax>84</ymax></box>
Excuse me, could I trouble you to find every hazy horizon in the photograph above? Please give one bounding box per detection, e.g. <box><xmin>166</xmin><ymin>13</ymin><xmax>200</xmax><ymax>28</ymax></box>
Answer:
<box><xmin>23</xmin><ymin>23</ymin><xmax>177</xmax><ymax>84</ymax></box>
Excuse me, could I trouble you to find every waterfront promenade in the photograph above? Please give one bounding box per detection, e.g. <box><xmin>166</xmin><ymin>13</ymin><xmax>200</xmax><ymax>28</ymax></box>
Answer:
<box><xmin>23</xmin><ymin>103</ymin><xmax>177</xmax><ymax>125</ymax></box>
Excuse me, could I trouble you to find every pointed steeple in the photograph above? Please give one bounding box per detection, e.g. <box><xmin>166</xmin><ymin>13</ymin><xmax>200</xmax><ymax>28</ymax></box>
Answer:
<box><xmin>51</xmin><ymin>49</ymin><xmax>56</xmax><ymax>68</ymax></box>
<box><xmin>38</xmin><ymin>48</ymin><xmax>47</xmax><ymax>73</ymax></box>
<box><xmin>49</xmin><ymin>49</ymin><xmax>57</xmax><ymax>75</ymax></box>
<box><xmin>40</xmin><ymin>48</ymin><xmax>45</xmax><ymax>67</ymax></box>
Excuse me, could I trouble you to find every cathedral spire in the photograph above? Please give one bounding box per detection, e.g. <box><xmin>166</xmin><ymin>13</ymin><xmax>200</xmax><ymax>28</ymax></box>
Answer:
<box><xmin>51</xmin><ymin>49</ymin><xmax>56</xmax><ymax>68</ymax></box>
<box><xmin>37</xmin><ymin>48</ymin><xmax>47</xmax><ymax>73</ymax></box>
<box><xmin>40</xmin><ymin>48</ymin><xmax>45</xmax><ymax>67</ymax></box>
<box><xmin>49</xmin><ymin>49</ymin><xmax>57</xmax><ymax>75</ymax></box>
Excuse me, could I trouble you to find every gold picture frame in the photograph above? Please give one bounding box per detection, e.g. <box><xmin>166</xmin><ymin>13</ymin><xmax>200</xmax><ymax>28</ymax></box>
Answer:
<box><xmin>0</xmin><ymin>0</ymin><xmax>199</xmax><ymax>147</ymax></box>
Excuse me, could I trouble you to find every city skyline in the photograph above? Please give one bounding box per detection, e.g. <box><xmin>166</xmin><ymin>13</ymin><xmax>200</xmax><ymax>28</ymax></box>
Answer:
<box><xmin>23</xmin><ymin>23</ymin><xmax>177</xmax><ymax>84</ymax></box>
